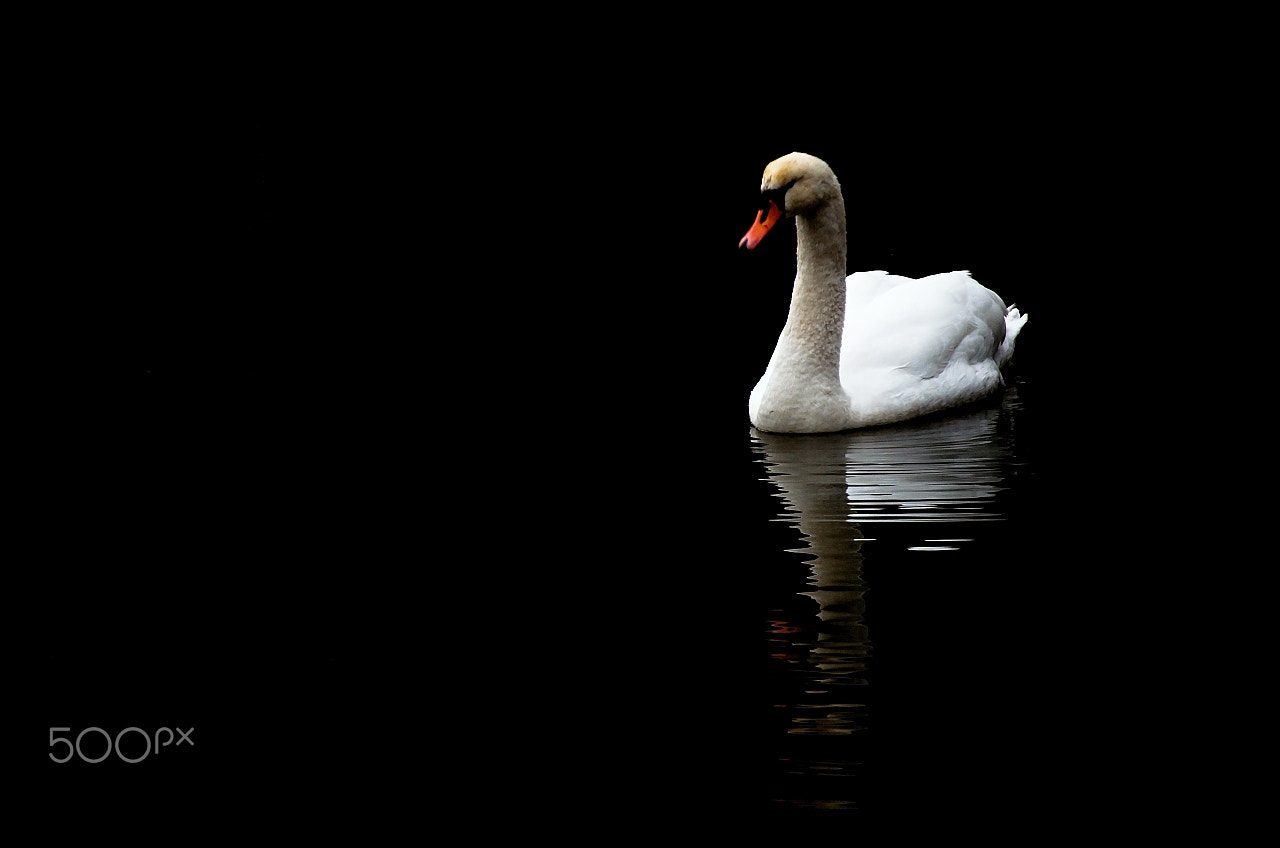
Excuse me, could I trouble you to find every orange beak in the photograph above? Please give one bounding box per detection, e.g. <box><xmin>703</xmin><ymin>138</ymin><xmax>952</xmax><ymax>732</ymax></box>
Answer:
<box><xmin>739</xmin><ymin>198</ymin><xmax>784</xmax><ymax>250</ymax></box>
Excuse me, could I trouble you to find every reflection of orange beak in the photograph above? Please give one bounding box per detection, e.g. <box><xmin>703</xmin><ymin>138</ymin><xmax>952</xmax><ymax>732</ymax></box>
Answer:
<box><xmin>739</xmin><ymin>198</ymin><xmax>784</xmax><ymax>250</ymax></box>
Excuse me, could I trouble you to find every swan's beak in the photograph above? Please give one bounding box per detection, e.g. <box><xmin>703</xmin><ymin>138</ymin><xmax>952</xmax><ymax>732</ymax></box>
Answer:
<box><xmin>739</xmin><ymin>199</ymin><xmax>783</xmax><ymax>250</ymax></box>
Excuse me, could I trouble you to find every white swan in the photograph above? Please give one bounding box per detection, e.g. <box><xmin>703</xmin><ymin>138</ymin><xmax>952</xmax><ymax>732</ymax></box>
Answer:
<box><xmin>740</xmin><ymin>151</ymin><xmax>1028</xmax><ymax>433</ymax></box>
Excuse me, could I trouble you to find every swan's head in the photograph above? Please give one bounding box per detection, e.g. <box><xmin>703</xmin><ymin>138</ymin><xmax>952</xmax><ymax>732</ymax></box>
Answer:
<box><xmin>739</xmin><ymin>152</ymin><xmax>841</xmax><ymax>250</ymax></box>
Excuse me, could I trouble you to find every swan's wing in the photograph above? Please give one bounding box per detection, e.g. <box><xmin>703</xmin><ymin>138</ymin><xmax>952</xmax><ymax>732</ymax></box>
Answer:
<box><xmin>838</xmin><ymin>272</ymin><xmax>1012</xmax><ymax>424</ymax></box>
<box><xmin>841</xmin><ymin>271</ymin><xmax>1008</xmax><ymax>381</ymax></box>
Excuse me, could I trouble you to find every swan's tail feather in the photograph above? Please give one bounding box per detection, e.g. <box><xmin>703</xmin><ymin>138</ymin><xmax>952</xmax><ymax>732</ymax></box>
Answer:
<box><xmin>997</xmin><ymin>306</ymin><xmax>1028</xmax><ymax>369</ymax></box>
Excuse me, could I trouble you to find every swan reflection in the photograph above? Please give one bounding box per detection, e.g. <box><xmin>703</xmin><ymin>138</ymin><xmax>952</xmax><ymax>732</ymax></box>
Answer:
<box><xmin>755</xmin><ymin>399</ymin><xmax>1021</xmax><ymax>528</ymax></box>
<box><xmin>748</xmin><ymin>391</ymin><xmax>1022</xmax><ymax>805</ymax></box>
<box><xmin>751</xmin><ymin>391</ymin><xmax>1021</xmax><ymax>628</ymax></box>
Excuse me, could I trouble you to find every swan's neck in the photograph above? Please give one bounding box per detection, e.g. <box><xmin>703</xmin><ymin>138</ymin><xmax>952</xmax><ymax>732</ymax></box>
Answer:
<box><xmin>749</xmin><ymin>195</ymin><xmax>851</xmax><ymax>433</ymax></box>
<box><xmin>779</xmin><ymin>196</ymin><xmax>848</xmax><ymax>377</ymax></box>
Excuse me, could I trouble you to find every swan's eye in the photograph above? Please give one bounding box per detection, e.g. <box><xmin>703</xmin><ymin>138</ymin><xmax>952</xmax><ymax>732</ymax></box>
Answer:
<box><xmin>760</xmin><ymin>189</ymin><xmax>784</xmax><ymax>215</ymax></box>
<box><xmin>761</xmin><ymin>180</ymin><xmax>797</xmax><ymax>215</ymax></box>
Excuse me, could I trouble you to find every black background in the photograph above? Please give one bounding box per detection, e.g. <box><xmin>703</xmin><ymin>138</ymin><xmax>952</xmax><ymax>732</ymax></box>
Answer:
<box><xmin>22</xmin><ymin>14</ymin><xmax>1210</xmax><ymax>838</ymax></box>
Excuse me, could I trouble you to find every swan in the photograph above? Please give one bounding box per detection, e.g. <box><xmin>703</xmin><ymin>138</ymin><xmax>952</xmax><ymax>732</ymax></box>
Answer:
<box><xmin>740</xmin><ymin>151</ymin><xmax>1028</xmax><ymax>433</ymax></box>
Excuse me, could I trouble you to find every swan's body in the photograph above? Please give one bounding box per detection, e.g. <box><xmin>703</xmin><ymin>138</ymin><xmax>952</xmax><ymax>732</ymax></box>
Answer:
<box><xmin>741</xmin><ymin>152</ymin><xmax>1028</xmax><ymax>433</ymax></box>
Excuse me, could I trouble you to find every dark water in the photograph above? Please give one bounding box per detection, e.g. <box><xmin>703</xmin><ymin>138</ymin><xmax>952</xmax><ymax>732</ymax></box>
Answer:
<box><xmin>32</xmin><ymin>342</ymin><xmax>1230</xmax><ymax>835</ymax></box>
<box><xmin>748</xmin><ymin>385</ymin><xmax>1029</xmax><ymax>816</ymax></box>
